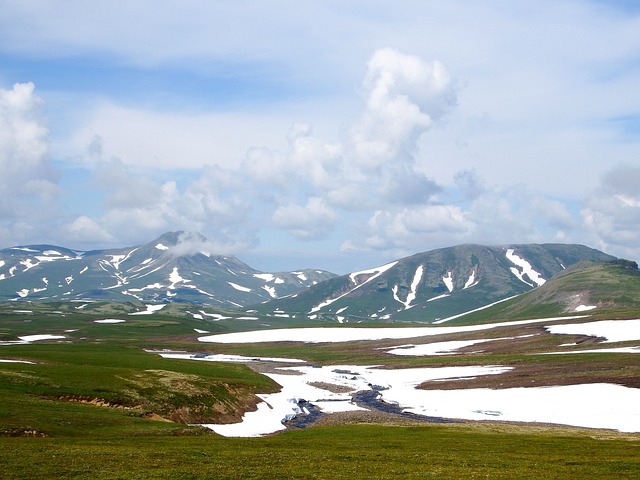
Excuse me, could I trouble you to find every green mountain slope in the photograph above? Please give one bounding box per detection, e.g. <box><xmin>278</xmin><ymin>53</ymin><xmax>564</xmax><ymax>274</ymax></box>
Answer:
<box><xmin>449</xmin><ymin>259</ymin><xmax>640</xmax><ymax>324</ymax></box>
<box><xmin>255</xmin><ymin>243</ymin><xmax>616</xmax><ymax>322</ymax></box>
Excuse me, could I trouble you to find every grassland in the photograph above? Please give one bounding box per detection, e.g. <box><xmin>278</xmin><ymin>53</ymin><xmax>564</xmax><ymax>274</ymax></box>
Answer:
<box><xmin>1</xmin><ymin>301</ymin><xmax>639</xmax><ymax>478</ymax></box>
<box><xmin>1</xmin><ymin>423</ymin><xmax>639</xmax><ymax>479</ymax></box>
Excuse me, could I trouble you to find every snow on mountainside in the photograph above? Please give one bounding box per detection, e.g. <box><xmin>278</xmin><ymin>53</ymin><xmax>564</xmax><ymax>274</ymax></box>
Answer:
<box><xmin>255</xmin><ymin>243</ymin><xmax>616</xmax><ymax>323</ymax></box>
<box><xmin>0</xmin><ymin>232</ymin><xmax>336</xmax><ymax>306</ymax></box>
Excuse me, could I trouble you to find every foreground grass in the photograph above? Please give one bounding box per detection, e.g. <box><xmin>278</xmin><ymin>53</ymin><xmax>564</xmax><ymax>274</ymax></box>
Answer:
<box><xmin>1</xmin><ymin>424</ymin><xmax>638</xmax><ymax>479</ymax></box>
<box><xmin>0</xmin><ymin>343</ymin><xmax>278</xmax><ymax>435</ymax></box>
<box><xmin>2</xmin><ymin>305</ymin><xmax>640</xmax><ymax>478</ymax></box>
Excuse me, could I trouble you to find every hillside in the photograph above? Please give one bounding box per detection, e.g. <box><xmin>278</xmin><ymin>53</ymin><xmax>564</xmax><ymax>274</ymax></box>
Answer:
<box><xmin>447</xmin><ymin>259</ymin><xmax>640</xmax><ymax>324</ymax></box>
<box><xmin>254</xmin><ymin>243</ymin><xmax>616</xmax><ymax>322</ymax></box>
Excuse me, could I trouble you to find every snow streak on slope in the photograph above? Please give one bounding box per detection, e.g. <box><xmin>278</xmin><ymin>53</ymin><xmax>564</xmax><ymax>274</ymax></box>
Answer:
<box><xmin>506</xmin><ymin>249</ymin><xmax>546</xmax><ymax>287</ymax></box>
<box><xmin>464</xmin><ymin>270</ymin><xmax>477</xmax><ymax>289</ymax></box>
<box><xmin>442</xmin><ymin>271</ymin><xmax>453</xmax><ymax>292</ymax></box>
<box><xmin>393</xmin><ymin>265</ymin><xmax>424</xmax><ymax>310</ymax></box>
<box><xmin>310</xmin><ymin>261</ymin><xmax>398</xmax><ymax>313</ymax></box>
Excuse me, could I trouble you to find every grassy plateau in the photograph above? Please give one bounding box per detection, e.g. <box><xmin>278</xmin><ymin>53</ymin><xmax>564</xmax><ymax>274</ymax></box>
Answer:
<box><xmin>0</xmin><ymin>300</ymin><xmax>639</xmax><ymax>479</ymax></box>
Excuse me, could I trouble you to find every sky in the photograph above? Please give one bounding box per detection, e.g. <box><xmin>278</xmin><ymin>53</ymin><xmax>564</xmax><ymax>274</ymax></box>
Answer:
<box><xmin>1</xmin><ymin>0</ymin><xmax>640</xmax><ymax>274</ymax></box>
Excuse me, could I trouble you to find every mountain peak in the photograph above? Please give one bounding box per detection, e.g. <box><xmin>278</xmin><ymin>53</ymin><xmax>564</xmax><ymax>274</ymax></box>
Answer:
<box><xmin>150</xmin><ymin>231</ymin><xmax>207</xmax><ymax>250</ymax></box>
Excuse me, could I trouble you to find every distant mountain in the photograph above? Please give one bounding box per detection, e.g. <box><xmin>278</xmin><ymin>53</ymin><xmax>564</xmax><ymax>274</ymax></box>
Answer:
<box><xmin>0</xmin><ymin>232</ymin><xmax>336</xmax><ymax>306</ymax></box>
<box><xmin>254</xmin><ymin>244</ymin><xmax>616</xmax><ymax>322</ymax></box>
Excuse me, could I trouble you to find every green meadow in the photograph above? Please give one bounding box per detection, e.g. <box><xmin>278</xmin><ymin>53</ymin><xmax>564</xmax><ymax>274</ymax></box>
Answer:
<box><xmin>0</xmin><ymin>303</ymin><xmax>639</xmax><ymax>478</ymax></box>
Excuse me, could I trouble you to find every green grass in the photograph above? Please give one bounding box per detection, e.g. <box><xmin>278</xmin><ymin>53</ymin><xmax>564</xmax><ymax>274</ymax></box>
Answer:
<box><xmin>1</xmin><ymin>301</ymin><xmax>640</xmax><ymax>478</ymax></box>
<box><xmin>0</xmin><ymin>424</ymin><xmax>638</xmax><ymax>479</ymax></box>
<box><xmin>0</xmin><ymin>343</ymin><xmax>278</xmax><ymax>436</ymax></box>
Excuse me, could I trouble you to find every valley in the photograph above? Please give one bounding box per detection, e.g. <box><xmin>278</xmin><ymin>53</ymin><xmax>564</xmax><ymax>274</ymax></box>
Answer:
<box><xmin>1</xmin><ymin>235</ymin><xmax>639</xmax><ymax>477</ymax></box>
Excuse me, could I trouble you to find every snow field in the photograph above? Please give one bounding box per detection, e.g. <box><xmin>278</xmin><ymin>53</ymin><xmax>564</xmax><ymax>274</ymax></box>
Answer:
<box><xmin>188</xmin><ymin>316</ymin><xmax>640</xmax><ymax>436</ymax></box>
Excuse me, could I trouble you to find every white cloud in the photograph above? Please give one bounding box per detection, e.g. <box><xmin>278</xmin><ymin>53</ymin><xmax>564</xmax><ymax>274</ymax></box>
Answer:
<box><xmin>2</xmin><ymin>2</ymin><xmax>640</xmax><ymax>272</ymax></box>
<box><xmin>63</xmin><ymin>215</ymin><xmax>115</xmax><ymax>244</ymax></box>
<box><xmin>581</xmin><ymin>164</ymin><xmax>640</xmax><ymax>258</ymax></box>
<box><xmin>350</xmin><ymin>48</ymin><xmax>456</xmax><ymax>170</ymax></box>
<box><xmin>272</xmin><ymin>197</ymin><xmax>338</xmax><ymax>240</ymax></box>
<box><xmin>0</xmin><ymin>82</ymin><xmax>61</xmax><ymax>243</ymax></box>
<box><xmin>362</xmin><ymin>205</ymin><xmax>473</xmax><ymax>251</ymax></box>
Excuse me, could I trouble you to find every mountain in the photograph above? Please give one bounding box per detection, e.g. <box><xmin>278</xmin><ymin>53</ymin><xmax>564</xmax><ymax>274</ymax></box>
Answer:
<box><xmin>0</xmin><ymin>232</ymin><xmax>336</xmax><ymax>306</ymax></box>
<box><xmin>449</xmin><ymin>258</ymin><xmax>640</xmax><ymax>324</ymax></box>
<box><xmin>253</xmin><ymin>243</ymin><xmax>616</xmax><ymax>323</ymax></box>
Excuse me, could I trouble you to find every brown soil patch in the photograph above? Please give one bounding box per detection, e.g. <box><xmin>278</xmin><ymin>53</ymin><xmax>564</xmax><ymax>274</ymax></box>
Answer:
<box><xmin>417</xmin><ymin>357</ymin><xmax>640</xmax><ymax>390</ymax></box>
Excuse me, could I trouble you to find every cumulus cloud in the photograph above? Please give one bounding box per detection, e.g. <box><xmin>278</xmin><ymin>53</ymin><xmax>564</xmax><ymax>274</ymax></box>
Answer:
<box><xmin>272</xmin><ymin>197</ymin><xmax>338</xmax><ymax>240</ymax></box>
<box><xmin>362</xmin><ymin>204</ymin><xmax>473</xmax><ymax>251</ymax></box>
<box><xmin>64</xmin><ymin>215</ymin><xmax>115</xmax><ymax>244</ymax></box>
<box><xmin>350</xmin><ymin>48</ymin><xmax>456</xmax><ymax>170</ymax></box>
<box><xmin>0</xmin><ymin>82</ymin><xmax>60</xmax><ymax>242</ymax></box>
<box><xmin>581</xmin><ymin>164</ymin><xmax>640</xmax><ymax>258</ymax></box>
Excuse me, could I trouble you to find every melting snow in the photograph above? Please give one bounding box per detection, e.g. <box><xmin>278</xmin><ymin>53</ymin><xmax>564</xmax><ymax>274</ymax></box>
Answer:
<box><xmin>168</xmin><ymin>267</ymin><xmax>190</xmax><ymax>289</ymax></box>
<box><xmin>253</xmin><ymin>273</ymin><xmax>275</xmax><ymax>282</ymax></box>
<box><xmin>442</xmin><ymin>271</ymin><xmax>453</xmax><ymax>293</ymax></box>
<box><xmin>311</xmin><ymin>261</ymin><xmax>397</xmax><ymax>313</ymax></box>
<box><xmin>94</xmin><ymin>319</ymin><xmax>126</xmax><ymax>324</ymax></box>
<box><xmin>464</xmin><ymin>271</ymin><xmax>477</xmax><ymax>289</ymax></box>
<box><xmin>262</xmin><ymin>285</ymin><xmax>278</xmax><ymax>298</ymax></box>
<box><xmin>165</xmin><ymin>348</ymin><xmax>640</xmax><ymax>436</ymax></box>
<box><xmin>393</xmin><ymin>265</ymin><xmax>424</xmax><ymax>310</ymax></box>
<box><xmin>387</xmin><ymin>339</ymin><xmax>496</xmax><ymax>356</ymax></box>
<box><xmin>293</xmin><ymin>271</ymin><xmax>307</xmax><ymax>281</ymax></box>
<box><xmin>129</xmin><ymin>304</ymin><xmax>166</xmax><ymax>315</ymax></box>
<box><xmin>155</xmin><ymin>243</ymin><xmax>169</xmax><ymax>250</ymax></box>
<box><xmin>574</xmin><ymin>304</ymin><xmax>597</xmax><ymax>312</ymax></box>
<box><xmin>18</xmin><ymin>334</ymin><xmax>66</xmax><ymax>342</ymax></box>
<box><xmin>228</xmin><ymin>282</ymin><xmax>252</xmax><ymax>292</ymax></box>
<box><xmin>193</xmin><ymin>363</ymin><xmax>510</xmax><ymax>437</ymax></box>
<box><xmin>386</xmin><ymin>334</ymin><xmax>537</xmax><ymax>356</ymax></box>
<box><xmin>505</xmin><ymin>249</ymin><xmax>546</xmax><ymax>287</ymax></box>
<box><xmin>545</xmin><ymin>319</ymin><xmax>640</xmax><ymax>343</ymax></box>
<box><xmin>199</xmin><ymin>316</ymin><xmax>585</xmax><ymax>344</ymax></box>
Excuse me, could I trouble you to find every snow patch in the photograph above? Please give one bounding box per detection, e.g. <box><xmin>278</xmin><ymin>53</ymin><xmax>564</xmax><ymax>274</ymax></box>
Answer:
<box><xmin>129</xmin><ymin>304</ymin><xmax>166</xmax><ymax>315</ymax></box>
<box><xmin>442</xmin><ymin>271</ymin><xmax>453</xmax><ymax>293</ymax></box>
<box><xmin>199</xmin><ymin>316</ymin><xmax>584</xmax><ymax>344</ymax></box>
<box><xmin>574</xmin><ymin>304</ymin><xmax>597</xmax><ymax>312</ymax></box>
<box><xmin>228</xmin><ymin>282</ymin><xmax>251</xmax><ymax>292</ymax></box>
<box><xmin>463</xmin><ymin>271</ymin><xmax>477</xmax><ymax>289</ymax></box>
<box><xmin>546</xmin><ymin>319</ymin><xmax>640</xmax><ymax>343</ymax></box>
<box><xmin>253</xmin><ymin>273</ymin><xmax>275</xmax><ymax>282</ymax></box>
<box><xmin>155</xmin><ymin>243</ymin><xmax>169</xmax><ymax>250</ymax></box>
<box><xmin>393</xmin><ymin>265</ymin><xmax>424</xmax><ymax>310</ymax></box>
<box><xmin>311</xmin><ymin>261</ymin><xmax>397</xmax><ymax>313</ymax></box>
<box><xmin>262</xmin><ymin>285</ymin><xmax>277</xmax><ymax>298</ymax></box>
<box><xmin>18</xmin><ymin>334</ymin><xmax>66</xmax><ymax>342</ymax></box>
<box><xmin>94</xmin><ymin>319</ymin><xmax>126</xmax><ymax>324</ymax></box>
<box><xmin>506</xmin><ymin>249</ymin><xmax>546</xmax><ymax>287</ymax></box>
<box><xmin>168</xmin><ymin>267</ymin><xmax>190</xmax><ymax>289</ymax></box>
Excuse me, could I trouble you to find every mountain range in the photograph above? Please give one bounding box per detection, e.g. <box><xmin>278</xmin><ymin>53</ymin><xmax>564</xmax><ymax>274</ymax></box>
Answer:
<box><xmin>0</xmin><ymin>232</ymin><xmax>335</xmax><ymax>307</ymax></box>
<box><xmin>0</xmin><ymin>232</ymin><xmax>620</xmax><ymax>322</ymax></box>
<box><xmin>255</xmin><ymin>243</ymin><xmax>616</xmax><ymax>322</ymax></box>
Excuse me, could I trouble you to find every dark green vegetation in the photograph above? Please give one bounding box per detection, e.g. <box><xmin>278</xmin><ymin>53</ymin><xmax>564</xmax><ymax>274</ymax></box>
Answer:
<box><xmin>1</xmin><ymin>424</ymin><xmax>638</xmax><ymax>479</ymax></box>
<box><xmin>0</xmin><ymin>343</ymin><xmax>278</xmax><ymax>437</ymax></box>
<box><xmin>453</xmin><ymin>259</ymin><xmax>640</xmax><ymax>325</ymax></box>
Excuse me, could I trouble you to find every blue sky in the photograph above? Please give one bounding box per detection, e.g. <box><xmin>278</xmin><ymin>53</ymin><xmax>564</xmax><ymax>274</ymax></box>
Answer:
<box><xmin>1</xmin><ymin>0</ymin><xmax>639</xmax><ymax>274</ymax></box>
